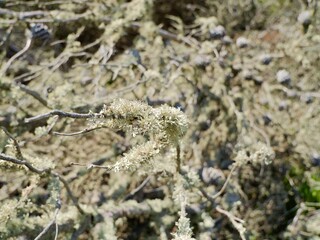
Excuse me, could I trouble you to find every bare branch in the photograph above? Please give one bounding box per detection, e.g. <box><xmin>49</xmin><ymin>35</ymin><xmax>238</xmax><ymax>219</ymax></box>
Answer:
<box><xmin>0</xmin><ymin>153</ymin><xmax>50</xmax><ymax>174</ymax></box>
<box><xmin>0</xmin><ymin>8</ymin><xmax>50</xmax><ymax>19</ymax></box>
<box><xmin>0</xmin><ymin>36</ymin><xmax>32</xmax><ymax>78</ymax></box>
<box><xmin>216</xmin><ymin>206</ymin><xmax>246</xmax><ymax>240</ymax></box>
<box><xmin>24</xmin><ymin>110</ymin><xmax>96</xmax><ymax>123</ymax></box>
<box><xmin>200</xmin><ymin>163</ymin><xmax>238</xmax><ymax>203</ymax></box>
<box><xmin>70</xmin><ymin>162</ymin><xmax>113</xmax><ymax>172</ymax></box>
<box><xmin>0</xmin><ymin>152</ymin><xmax>85</xmax><ymax>214</ymax></box>
<box><xmin>176</xmin><ymin>144</ymin><xmax>181</xmax><ymax>173</ymax></box>
<box><xmin>18</xmin><ymin>83</ymin><xmax>50</xmax><ymax>108</ymax></box>
<box><xmin>211</xmin><ymin>163</ymin><xmax>237</xmax><ymax>199</ymax></box>
<box><xmin>0</xmin><ymin>8</ymin><xmax>89</xmax><ymax>23</ymax></box>
<box><xmin>52</xmin><ymin>126</ymin><xmax>104</xmax><ymax>136</ymax></box>
<box><xmin>270</xmin><ymin>84</ymin><xmax>320</xmax><ymax>98</ymax></box>
<box><xmin>123</xmin><ymin>176</ymin><xmax>151</xmax><ymax>201</ymax></box>
<box><xmin>34</xmin><ymin>208</ymin><xmax>60</xmax><ymax>240</ymax></box>
<box><xmin>52</xmin><ymin>172</ymin><xmax>85</xmax><ymax>214</ymax></box>
<box><xmin>87</xmin><ymin>164</ymin><xmax>113</xmax><ymax>171</ymax></box>
<box><xmin>1</xmin><ymin>127</ymin><xmax>23</xmax><ymax>159</ymax></box>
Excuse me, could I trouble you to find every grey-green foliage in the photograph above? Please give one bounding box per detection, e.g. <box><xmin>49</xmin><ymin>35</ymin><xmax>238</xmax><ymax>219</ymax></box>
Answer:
<box><xmin>172</xmin><ymin>174</ymin><xmax>197</xmax><ymax>240</ymax></box>
<box><xmin>100</xmin><ymin>99</ymin><xmax>188</xmax><ymax>143</ymax></box>
<box><xmin>94</xmin><ymin>99</ymin><xmax>188</xmax><ymax>171</ymax></box>
<box><xmin>172</xmin><ymin>210</ymin><xmax>195</xmax><ymax>240</ymax></box>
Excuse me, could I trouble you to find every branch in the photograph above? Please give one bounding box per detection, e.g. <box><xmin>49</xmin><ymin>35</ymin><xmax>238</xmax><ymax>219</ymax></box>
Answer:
<box><xmin>52</xmin><ymin>172</ymin><xmax>85</xmax><ymax>214</ymax></box>
<box><xmin>176</xmin><ymin>144</ymin><xmax>181</xmax><ymax>173</ymax></box>
<box><xmin>24</xmin><ymin>110</ymin><xmax>96</xmax><ymax>123</ymax></box>
<box><xmin>216</xmin><ymin>206</ymin><xmax>246</xmax><ymax>240</ymax></box>
<box><xmin>34</xmin><ymin>207</ymin><xmax>60</xmax><ymax>240</ymax></box>
<box><xmin>52</xmin><ymin>126</ymin><xmax>104</xmax><ymax>136</ymax></box>
<box><xmin>200</xmin><ymin>163</ymin><xmax>238</xmax><ymax>203</ymax></box>
<box><xmin>1</xmin><ymin>127</ymin><xmax>23</xmax><ymax>159</ymax></box>
<box><xmin>0</xmin><ymin>36</ymin><xmax>32</xmax><ymax>78</ymax></box>
<box><xmin>0</xmin><ymin>153</ymin><xmax>50</xmax><ymax>174</ymax></box>
<box><xmin>18</xmin><ymin>83</ymin><xmax>50</xmax><ymax>108</ymax></box>
<box><xmin>270</xmin><ymin>84</ymin><xmax>320</xmax><ymax>98</ymax></box>
<box><xmin>0</xmin><ymin>8</ymin><xmax>50</xmax><ymax>19</ymax></box>
<box><xmin>123</xmin><ymin>176</ymin><xmax>151</xmax><ymax>201</ymax></box>
<box><xmin>0</xmin><ymin>152</ymin><xmax>85</xmax><ymax>214</ymax></box>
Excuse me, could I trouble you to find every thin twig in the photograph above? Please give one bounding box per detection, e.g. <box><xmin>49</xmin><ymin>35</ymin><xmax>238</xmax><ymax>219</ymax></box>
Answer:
<box><xmin>0</xmin><ymin>7</ymin><xmax>88</xmax><ymax>23</ymax></box>
<box><xmin>53</xmin><ymin>126</ymin><xmax>125</xmax><ymax>142</ymax></box>
<box><xmin>200</xmin><ymin>163</ymin><xmax>238</xmax><ymax>203</ymax></box>
<box><xmin>69</xmin><ymin>162</ymin><xmax>87</xmax><ymax>167</ymax></box>
<box><xmin>6</xmin><ymin>0</ymin><xmax>86</xmax><ymax>7</ymax></box>
<box><xmin>54</xmin><ymin>221</ymin><xmax>59</xmax><ymax>240</ymax></box>
<box><xmin>216</xmin><ymin>206</ymin><xmax>246</xmax><ymax>240</ymax></box>
<box><xmin>34</xmin><ymin>208</ymin><xmax>60</xmax><ymax>240</ymax></box>
<box><xmin>25</xmin><ymin>13</ymin><xmax>89</xmax><ymax>24</ymax></box>
<box><xmin>0</xmin><ymin>36</ymin><xmax>32</xmax><ymax>78</ymax></box>
<box><xmin>70</xmin><ymin>162</ymin><xmax>113</xmax><ymax>172</ymax></box>
<box><xmin>0</xmin><ymin>153</ymin><xmax>51</xmax><ymax>174</ymax></box>
<box><xmin>211</xmin><ymin>163</ymin><xmax>237</xmax><ymax>199</ymax></box>
<box><xmin>18</xmin><ymin>83</ymin><xmax>50</xmax><ymax>108</ymax></box>
<box><xmin>0</xmin><ymin>8</ymin><xmax>49</xmax><ymax>19</ymax></box>
<box><xmin>52</xmin><ymin>172</ymin><xmax>85</xmax><ymax>214</ymax></box>
<box><xmin>0</xmin><ymin>143</ymin><xmax>84</xmax><ymax>215</ymax></box>
<box><xmin>53</xmin><ymin>126</ymin><xmax>104</xmax><ymax>136</ymax></box>
<box><xmin>270</xmin><ymin>84</ymin><xmax>320</xmax><ymax>98</ymax></box>
<box><xmin>123</xmin><ymin>176</ymin><xmax>151</xmax><ymax>201</ymax></box>
<box><xmin>249</xmin><ymin>118</ymin><xmax>271</xmax><ymax>147</ymax></box>
<box><xmin>1</xmin><ymin>127</ymin><xmax>23</xmax><ymax>159</ymax></box>
<box><xmin>24</xmin><ymin>110</ymin><xmax>96</xmax><ymax>123</ymax></box>
<box><xmin>87</xmin><ymin>164</ymin><xmax>113</xmax><ymax>171</ymax></box>
<box><xmin>13</xmin><ymin>67</ymin><xmax>45</xmax><ymax>83</ymax></box>
<box><xmin>176</xmin><ymin>144</ymin><xmax>181</xmax><ymax>173</ymax></box>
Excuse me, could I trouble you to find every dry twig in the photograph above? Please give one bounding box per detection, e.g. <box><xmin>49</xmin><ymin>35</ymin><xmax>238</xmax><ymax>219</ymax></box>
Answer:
<box><xmin>24</xmin><ymin>110</ymin><xmax>96</xmax><ymax>123</ymax></box>
<box><xmin>34</xmin><ymin>204</ymin><xmax>60</xmax><ymax>240</ymax></box>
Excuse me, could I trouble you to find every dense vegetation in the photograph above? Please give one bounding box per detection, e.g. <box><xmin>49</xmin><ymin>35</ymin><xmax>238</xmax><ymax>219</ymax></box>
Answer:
<box><xmin>0</xmin><ymin>0</ymin><xmax>319</xmax><ymax>239</ymax></box>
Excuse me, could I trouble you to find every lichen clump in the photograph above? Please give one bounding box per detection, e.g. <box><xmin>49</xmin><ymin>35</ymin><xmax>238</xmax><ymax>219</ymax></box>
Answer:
<box><xmin>95</xmin><ymin>99</ymin><xmax>188</xmax><ymax>171</ymax></box>
<box><xmin>100</xmin><ymin>99</ymin><xmax>188</xmax><ymax>144</ymax></box>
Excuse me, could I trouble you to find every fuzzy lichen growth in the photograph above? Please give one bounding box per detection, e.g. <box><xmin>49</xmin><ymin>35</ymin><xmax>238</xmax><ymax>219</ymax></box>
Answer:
<box><xmin>94</xmin><ymin>99</ymin><xmax>188</xmax><ymax>172</ymax></box>
<box><xmin>172</xmin><ymin>209</ymin><xmax>196</xmax><ymax>240</ymax></box>
<box><xmin>108</xmin><ymin>141</ymin><xmax>162</xmax><ymax>172</ymax></box>
<box><xmin>100</xmin><ymin>99</ymin><xmax>188</xmax><ymax>144</ymax></box>
<box><xmin>172</xmin><ymin>175</ymin><xmax>195</xmax><ymax>240</ymax></box>
<box><xmin>99</xmin><ymin>98</ymin><xmax>154</xmax><ymax>136</ymax></box>
<box><xmin>235</xmin><ymin>142</ymin><xmax>275</xmax><ymax>166</ymax></box>
<box><xmin>153</xmin><ymin>105</ymin><xmax>189</xmax><ymax>144</ymax></box>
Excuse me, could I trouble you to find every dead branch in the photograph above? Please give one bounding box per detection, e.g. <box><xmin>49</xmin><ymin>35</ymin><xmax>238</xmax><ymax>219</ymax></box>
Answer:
<box><xmin>52</xmin><ymin>172</ymin><xmax>85</xmax><ymax>214</ymax></box>
<box><xmin>1</xmin><ymin>127</ymin><xmax>23</xmax><ymax>159</ymax></box>
<box><xmin>0</xmin><ymin>152</ymin><xmax>50</xmax><ymax>174</ymax></box>
<box><xmin>0</xmin><ymin>36</ymin><xmax>32</xmax><ymax>78</ymax></box>
<box><xmin>34</xmin><ymin>205</ymin><xmax>60</xmax><ymax>240</ymax></box>
<box><xmin>24</xmin><ymin>110</ymin><xmax>96</xmax><ymax>123</ymax></box>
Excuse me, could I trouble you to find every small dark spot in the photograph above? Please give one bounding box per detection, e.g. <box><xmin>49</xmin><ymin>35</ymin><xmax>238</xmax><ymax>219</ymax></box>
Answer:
<box><xmin>246</xmin><ymin>151</ymin><xmax>250</xmax><ymax>157</ymax></box>
<box><xmin>263</xmin><ymin>114</ymin><xmax>272</xmax><ymax>125</ymax></box>
<box><xmin>47</xmin><ymin>86</ymin><xmax>54</xmax><ymax>93</ymax></box>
